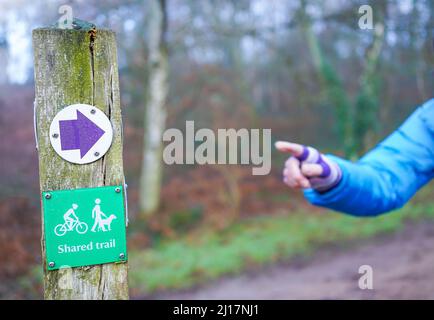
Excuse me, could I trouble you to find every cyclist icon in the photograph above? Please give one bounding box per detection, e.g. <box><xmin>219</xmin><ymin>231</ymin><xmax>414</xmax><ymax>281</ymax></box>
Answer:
<box><xmin>54</xmin><ymin>204</ymin><xmax>88</xmax><ymax>237</ymax></box>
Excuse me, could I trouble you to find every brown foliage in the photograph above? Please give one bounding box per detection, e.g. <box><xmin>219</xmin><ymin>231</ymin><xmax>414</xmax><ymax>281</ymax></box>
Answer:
<box><xmin>0</xmin><ymin>85</ymin><xmax>39</xmax><ymax>200</ymax></box>
<box><xmin>0</xmin><ymin>198</ymin><xmax>40</xmax><ymax>278</ymax></box>
<box><xmin>146</xmin><ymin>165</ymin><xmax>303</xmax><ymax>235</ymax></box>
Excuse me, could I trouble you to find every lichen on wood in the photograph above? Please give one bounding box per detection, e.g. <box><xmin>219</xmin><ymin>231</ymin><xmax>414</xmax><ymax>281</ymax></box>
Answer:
<box><xmin>32</xmin><ymin>27</ymin><xmax>129</xmax><ymax>300</ymax></box>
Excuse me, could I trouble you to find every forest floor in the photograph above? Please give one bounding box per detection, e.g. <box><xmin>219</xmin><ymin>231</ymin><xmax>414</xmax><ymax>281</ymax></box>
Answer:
<box><xmin>129</xmin><ymin>184</ymin><xmax>434</xmax><ymax>297</ymax></box>
<box><xmin>146</xmin><ymin>220</ymin><xmax>434</xmax><ymax>300</ymax></box>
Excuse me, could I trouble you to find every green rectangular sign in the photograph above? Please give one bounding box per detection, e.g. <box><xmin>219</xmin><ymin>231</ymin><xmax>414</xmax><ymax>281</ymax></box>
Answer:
<box><xmin>42</xmin><ymin>185</ymin><xmax>127</xmax><ymax>270</ymax></box>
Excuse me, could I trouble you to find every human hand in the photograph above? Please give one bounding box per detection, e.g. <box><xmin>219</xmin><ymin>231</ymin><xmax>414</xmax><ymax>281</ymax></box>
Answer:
<box><xmin>275</xmin><ymin>141</ymin><xmax>342</xmax><ymax>192</ymax></box>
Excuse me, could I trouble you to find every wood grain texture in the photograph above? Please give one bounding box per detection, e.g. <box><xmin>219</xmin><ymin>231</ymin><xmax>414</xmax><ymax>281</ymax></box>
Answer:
<box><xmin>32</xmin><ymin>28</ymin><xmax>128</xmax><ymax>300</ymax></box>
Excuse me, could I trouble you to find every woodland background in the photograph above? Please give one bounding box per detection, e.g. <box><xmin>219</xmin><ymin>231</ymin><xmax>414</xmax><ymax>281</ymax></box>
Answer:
<box><xmin>0</xmin><ymin>0</ymin><xmax>433</xmax><ymax>299</ymax></box>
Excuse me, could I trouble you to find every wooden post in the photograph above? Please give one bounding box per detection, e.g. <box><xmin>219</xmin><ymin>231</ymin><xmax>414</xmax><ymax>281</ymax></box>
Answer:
<box><xmin>32</xmin><ymin>26</ymin><xmax>129</xmax><ymax>299</ymax></box>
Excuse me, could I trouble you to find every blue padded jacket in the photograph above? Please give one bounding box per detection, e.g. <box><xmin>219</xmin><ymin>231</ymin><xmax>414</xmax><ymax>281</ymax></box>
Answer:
<box><xmin>304</xmin><ymin>98</ymin><xmax>434</xmax><ymax>216</ymax></box>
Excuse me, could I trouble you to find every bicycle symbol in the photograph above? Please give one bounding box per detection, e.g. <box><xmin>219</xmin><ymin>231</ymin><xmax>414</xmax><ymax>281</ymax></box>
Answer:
<box><xmin>54</xmin><ymin>219</ymin><xmax>88</xmax><ymax>237</ymax></box>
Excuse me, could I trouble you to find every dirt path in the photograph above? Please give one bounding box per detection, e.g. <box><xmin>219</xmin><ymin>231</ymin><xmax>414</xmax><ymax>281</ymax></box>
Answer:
<box><xmin>151</xmin><ymin>221</ymin><xmax>434</xmax><ymax>300</ymax></box>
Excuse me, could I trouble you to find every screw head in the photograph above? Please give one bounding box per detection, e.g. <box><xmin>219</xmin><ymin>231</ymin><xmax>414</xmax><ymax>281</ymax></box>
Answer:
<box><xmin>90</xmin><ymin>109</ymin><xmax>96</xmax><ymax>114</ymax></box>
<box><xmin>94</xmin><ymin>152</ymin><xmax>100</xmax><ymax>157</ymax></box>
<box><xmin>45</xmin><ymin>193</ymin><xmax>51</xmax><ymax>199</ymax></box>
<box><xmin>119</xmin><ymin>253</ymin><xmax>125</xmax><ymax>260</ymax></box>
<box><xmin>52</xmin><ymin>133</ymin><xmax>59</xmax><ymax>138</ymax></box>
<box><xmin>115</xmin><ymin>187</ymin><xmax>121</xmax><ymax>193</ymax></box>
<box><xmin>48</xmin><ymin>262</ymin><xmax>55</xmax><ymax>268</ymax></box>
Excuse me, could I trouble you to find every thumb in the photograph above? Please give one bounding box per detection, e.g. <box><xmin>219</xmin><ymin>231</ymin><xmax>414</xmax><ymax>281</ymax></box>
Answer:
<box><xmin>275</xmin><ymin>141</ymin><xmax>304</xmax><ymax>157</ymax></box>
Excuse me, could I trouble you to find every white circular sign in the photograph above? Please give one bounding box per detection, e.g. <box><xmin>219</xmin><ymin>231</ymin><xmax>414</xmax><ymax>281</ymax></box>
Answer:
<box><xmin>49</xmin><ymin>104</ymin><xmax>113</xmax><ymax>164</ymax></box>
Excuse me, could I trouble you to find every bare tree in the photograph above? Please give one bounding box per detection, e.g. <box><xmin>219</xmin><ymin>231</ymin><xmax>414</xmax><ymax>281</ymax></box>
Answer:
<box><xmin>139</xmin><ymin>0</ymin><xmax>168</xmax><ymax>217</ymax></box>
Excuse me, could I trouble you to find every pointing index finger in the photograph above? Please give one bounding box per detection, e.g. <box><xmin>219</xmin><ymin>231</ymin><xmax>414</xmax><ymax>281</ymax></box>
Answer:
<box><xmin>275</xmin><ymin>141</ymin><xmax>304</xmax><ymax>157</ymax></box>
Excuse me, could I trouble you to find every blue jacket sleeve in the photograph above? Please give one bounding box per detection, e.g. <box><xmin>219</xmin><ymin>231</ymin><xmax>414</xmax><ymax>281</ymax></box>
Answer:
<box><xmin>303</xmin><ymin>99</ymin><xmax>434</xmax><ymax>216</ymax></box>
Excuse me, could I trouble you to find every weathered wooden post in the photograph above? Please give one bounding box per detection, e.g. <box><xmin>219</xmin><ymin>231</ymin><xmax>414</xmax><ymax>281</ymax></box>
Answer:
<box><xmin>32</xmin><ymin>23</ymin><xmax>129</xmax><ymax>299</ymax></box>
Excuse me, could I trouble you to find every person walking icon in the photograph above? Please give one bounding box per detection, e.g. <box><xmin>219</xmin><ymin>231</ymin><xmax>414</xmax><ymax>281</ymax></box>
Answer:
<box><xmin>91</xmin><ymin>198</ymin><xmax>108</xmax><ymax>232</ymax></box>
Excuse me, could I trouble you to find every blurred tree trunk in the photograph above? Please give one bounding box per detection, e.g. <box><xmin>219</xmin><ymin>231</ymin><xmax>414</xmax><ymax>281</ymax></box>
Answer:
<box><xmin>139</xmin><ymin>0</ymin><xmax>168</xmax><ymax>217</ymax></box>
<box><xmin>299</xmin><ymin>0</ymin><xmax>354</xmax><ymax>157</ymax></box>
<box><xmin>299</xmin><ymin>0</ymin><xmax>387</xmax><ymax>158</ymax></box>
<box><xmin>209</xmin><ymin>0</ymin><xmax>259</xmax><ymax>127</ymax></box>
<box><xmin>411</xmin><ymin>0</ymin><xmax>429</xmax><ymax>102</ymax></box>
<box><xmin>354</xmin><ymin>17</ymin><xmax>385</xmax><ymax>155</ymax></box>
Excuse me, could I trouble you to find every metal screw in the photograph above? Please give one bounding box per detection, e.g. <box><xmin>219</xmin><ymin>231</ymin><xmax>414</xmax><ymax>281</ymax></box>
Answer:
<box><xmin>45</xmin><ymin>193</ymin><xmax>51</xmax><ymax>199</ymax></box>
<box><xmin>49</xmin><ymin>262</ymin><xmax>55</xmax><ymax>268</ymax></box>
<box><xmin>94</xmin><ymin>152</ymin><xmax>100</xmax><ymax>157</ymax></box>
<box><xmin>91</xmin><ymin>109</ymin><xmax>96</xmax><ymax>114</ymax></box>
<box><xmin>52</xmin><ymin>133</ymin><xmax>59</xmax><ymax>138</ymax></box>
<box><xmin>119</xmin><ymin>253</ymin><xmax>125</xmax><ymax>260</ymax></box>
<box><xmin>115</xmin><ymin>187</ymin><xmax>121</xmax><ymax>193</ymax></box>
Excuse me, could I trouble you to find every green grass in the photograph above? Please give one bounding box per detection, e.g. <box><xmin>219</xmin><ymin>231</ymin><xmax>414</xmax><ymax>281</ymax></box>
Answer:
<box><xmin>129</xmin><ymin>187</ymin><xmax>434</xmax><ymax>294</ymax></box>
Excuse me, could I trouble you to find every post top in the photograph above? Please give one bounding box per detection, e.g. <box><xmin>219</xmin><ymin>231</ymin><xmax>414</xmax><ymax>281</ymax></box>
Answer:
<box><xmin>52</xmin><ymin>18</ymin><xmax>96</xmax><ymax>31</ymax></box>
<box><xmin>32</xmin><ymin>25</ymin><xmax>115</xmax><ymax>36</ymax></box>
<box><xmin>33</xmin><ymin>18</ymin><xmax>116</xmax><ymax>34</ymax></box>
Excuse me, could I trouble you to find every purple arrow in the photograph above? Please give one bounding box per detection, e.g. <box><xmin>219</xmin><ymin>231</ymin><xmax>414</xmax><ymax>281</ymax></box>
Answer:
<box><xmin>59</xmin><ymin>110</ymin><xmax>105</xmax><ymax>158</ymax></box>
